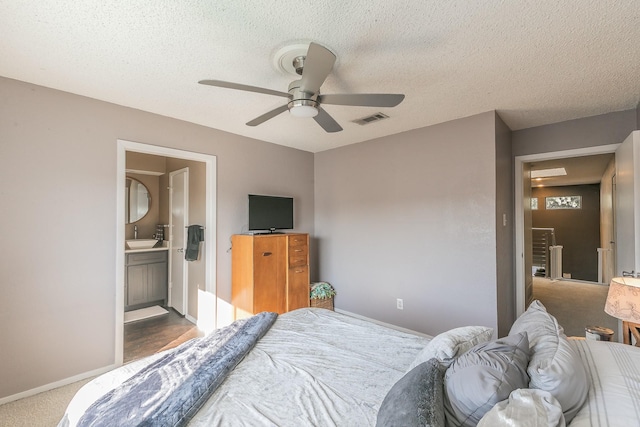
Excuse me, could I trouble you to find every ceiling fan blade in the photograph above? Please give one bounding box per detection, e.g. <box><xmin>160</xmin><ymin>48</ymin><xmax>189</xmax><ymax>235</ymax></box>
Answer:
<box><xmin>199</xmin><ymin>80</ymin><xmax>289</xmax><ymax>98</ymax></box>
<box><xmin>318</xmin><ymin>93</ymin><xmax>405</xmax><ymax>107</ymax></box>
<box><xmin>313</xmin><ymin>108</ymin><xmax>343</xmax><ymax>133</ymax></box>
<box><xmin>299</xmin><ymin>43</ymin><xmax>336</xmax><ymax>93</ymax></box>
<box><xmin>246</xmin><ymin>104</ymin><xmax>289</xmax><ymax>127</ymax></box>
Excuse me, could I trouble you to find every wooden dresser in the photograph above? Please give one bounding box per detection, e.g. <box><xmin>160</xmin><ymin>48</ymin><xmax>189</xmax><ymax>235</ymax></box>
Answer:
<box><xmin>231</xmin><ymin>233</ymin><xmax>310</xmax><ymax>319</ymax></box>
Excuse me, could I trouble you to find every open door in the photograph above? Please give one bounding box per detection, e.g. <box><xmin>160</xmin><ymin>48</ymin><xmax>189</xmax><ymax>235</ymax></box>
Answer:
<box><xmin>522</xmin><ymin>162</ymin><xmax>534</xmax><ymax>308</ymax></box>
<box><xmin>169</xmin><ymin>168</ymin><xmax>189</xmax><ymax>315</ymax></box>
<box><xmin>615</xmin><ymin>131</ymin><xmax>640</xmax><ymax>275</ymax></box>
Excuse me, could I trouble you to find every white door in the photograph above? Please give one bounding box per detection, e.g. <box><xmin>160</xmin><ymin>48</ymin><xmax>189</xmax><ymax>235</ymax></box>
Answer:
<box><xmin>522</xmin><ymin>162</ymin><xmax>534</xmax><ymax>308</ymax></box>
<box><xmin>169</xmin><ymin>168</ymin><xmax>189</xmax><ymax>315</ymax></box>
<box><xmin>615</xmin><ymin>131</ymin><xmax>640</xmax><ymax>275</ymax></box>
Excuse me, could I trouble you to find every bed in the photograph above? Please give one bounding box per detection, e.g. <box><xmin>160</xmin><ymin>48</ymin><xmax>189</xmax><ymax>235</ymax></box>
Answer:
<box><xmin>59</xmin><ymin>305</ymin><xmax>640</xmax><ymax>427</ymax></box>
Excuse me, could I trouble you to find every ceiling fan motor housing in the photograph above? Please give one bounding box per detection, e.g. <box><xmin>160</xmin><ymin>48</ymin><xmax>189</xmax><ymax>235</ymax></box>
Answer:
<box><xmin>287</xmin><ymin>81</ymin><xmax>318</xmax><ymax>116</ymax></box>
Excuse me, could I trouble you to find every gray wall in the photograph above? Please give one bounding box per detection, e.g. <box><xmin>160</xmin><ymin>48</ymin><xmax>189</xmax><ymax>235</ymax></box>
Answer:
<box><xmin>495</xmin><ymin>114</ymin><xmax>514</xmax><ymax>336</ymax></box>
<box><xmin>0</xmin><ymin>76</ymin><xmax>314</xmax><ymax>399</ymax></box>
<box><xmin>314</xmin><ymin>111</ymin><xmax>502</xmax><ymax>336</ymax></box>
<box><xmin>512</xmin><ymin>109</ymin><xmax>637</xmax><ymax>156</ymax></box>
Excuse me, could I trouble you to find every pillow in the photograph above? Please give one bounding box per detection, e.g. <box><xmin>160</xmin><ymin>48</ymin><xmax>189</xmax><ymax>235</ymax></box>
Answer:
<box><xmin>444</xmin><ymin>332</ymin><xmax>530</xmax><ymax>427</ymax></box>
<box><xmin>509</xmin><ymin>300</ymin><xmax>588</xmax><ymax>423</ymax></box>
<box><xmin>408</xmin><ymin>326</ymin><xmax>494</xmax><ymax>371</ymax></box>
<box><xmin>477</xmin><ymin>389</ymin><xmax>566</xmax><ymax>427</ymax></box>
<box><xmin>376</xmin><ymin>358</ymin><xmax>446</xmax><ymax>427</ymax></box>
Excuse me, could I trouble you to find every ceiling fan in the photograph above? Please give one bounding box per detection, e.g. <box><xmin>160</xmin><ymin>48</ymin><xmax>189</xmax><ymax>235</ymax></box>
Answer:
<box><xmin>198</xmin><ymin>42</ymin><xmax>405</xmax><ymax>133</ymax></box>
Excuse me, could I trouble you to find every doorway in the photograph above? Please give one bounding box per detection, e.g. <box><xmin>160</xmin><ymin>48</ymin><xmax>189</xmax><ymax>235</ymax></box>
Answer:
<box><xmin>115</xmin><ymin>140</ymin><xmax>217</xmax><ymax>366</ymax></box>
<box><xmin>529</xmin><ymin>155</ymin><xmax>614</xmax><ymax>283</ymax></box>
<box><xmin>515</xmin><ymin>144</ymin><xmax>620</xmax><ymax>318</ymax></box>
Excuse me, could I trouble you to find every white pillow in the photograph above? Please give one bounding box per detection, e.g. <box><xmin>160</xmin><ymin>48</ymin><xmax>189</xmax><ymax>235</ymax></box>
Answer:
<box><xmin>509</xmin><ymin>300</ymin><xmax>588</xmax><ymax>423</ymax></box>
<box><xmin>407</xmin><ymin>326</ymin><xmax>494</xmax><ymax>371</ymax></box>
<box><xmin>477</xmin><ymin>389</ymin><xmax>566</xmax><ymax>427</ymax></box>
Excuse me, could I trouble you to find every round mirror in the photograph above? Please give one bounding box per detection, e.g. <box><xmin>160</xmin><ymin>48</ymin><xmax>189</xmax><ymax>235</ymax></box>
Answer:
<box><xmin>125</xmin><ymin>177</ymin><xmax>151</xmax><ymax>224</ymax></box>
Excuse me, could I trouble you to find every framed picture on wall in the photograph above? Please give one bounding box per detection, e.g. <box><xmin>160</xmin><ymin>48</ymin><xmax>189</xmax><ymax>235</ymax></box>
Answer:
<box><xmin>545</xmin><ymin>195</ymin><xmax>581</xmax><ymax>210</ymax></box>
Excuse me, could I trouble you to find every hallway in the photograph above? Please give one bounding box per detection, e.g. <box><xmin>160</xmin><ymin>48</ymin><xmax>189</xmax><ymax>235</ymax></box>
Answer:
<box><xmin>532</xmin><ymin>277</ymin><xmax>618</xmax><ymax>339</ymax></box>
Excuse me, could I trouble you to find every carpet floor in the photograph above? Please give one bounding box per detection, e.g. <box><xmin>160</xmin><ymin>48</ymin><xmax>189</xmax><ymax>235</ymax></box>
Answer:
<box><xmin>0</xmin><ymin>378</ymin><xmax>91</xmax><ymax>427</ymax></box>
<box><xmin>532</xmin><ymin>276</ymin><xmax>618</xmax><ymax>338</ymax></box>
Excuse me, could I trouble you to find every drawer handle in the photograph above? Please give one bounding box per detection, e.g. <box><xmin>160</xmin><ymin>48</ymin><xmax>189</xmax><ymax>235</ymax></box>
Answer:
<box><xmin>262</xmin><ymin>252</ymin><xmax>272</xmax><ymax>257</ymax></box>
<box><xmin>295</xmin><ymin>269</ymin><xmax>304</xmax><ymax>273</ymax></box>
<box><xmin>294</xmin><ymin>249</ymin><xmax>303</xmax><ymax>252</ymax></box>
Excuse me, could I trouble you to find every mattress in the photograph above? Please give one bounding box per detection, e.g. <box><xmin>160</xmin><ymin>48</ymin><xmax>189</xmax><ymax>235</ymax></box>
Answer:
<box><xmin>60</xmin><ymin>308</ymin><xmax>430</xmax><ymax>426</ymax></box>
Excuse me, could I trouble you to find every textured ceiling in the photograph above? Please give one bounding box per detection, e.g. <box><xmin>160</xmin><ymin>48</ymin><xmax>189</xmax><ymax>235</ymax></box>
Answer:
<box><xmin>1</xmin><ymin>1</ymin><xmax>639</xmax><ymax>153</ymax></box>
<box><xmin>530</xmin><ymin>154</ymin><xmax>614</xmax><ymax>187</ymax></box>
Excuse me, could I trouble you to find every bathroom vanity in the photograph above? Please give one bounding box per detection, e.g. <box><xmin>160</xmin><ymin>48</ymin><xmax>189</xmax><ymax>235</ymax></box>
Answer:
<box><xmin>124</xmin><ymin>245</ymin><xmax>168</xmax><ymax>310</ymax></box>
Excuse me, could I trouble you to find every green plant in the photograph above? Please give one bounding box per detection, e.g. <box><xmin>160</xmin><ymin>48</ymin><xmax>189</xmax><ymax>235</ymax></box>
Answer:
<box><xmin>310</xmin><ymin>282</ymin><xmax>336</xmax><ymax>300</ymax></box>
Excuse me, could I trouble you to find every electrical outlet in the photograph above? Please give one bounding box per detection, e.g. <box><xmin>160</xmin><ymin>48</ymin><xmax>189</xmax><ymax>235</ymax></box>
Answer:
<box><xmin>396</xmin><ymin>298</ymin><xmax>404</xmax><ymax>310</ymax></box>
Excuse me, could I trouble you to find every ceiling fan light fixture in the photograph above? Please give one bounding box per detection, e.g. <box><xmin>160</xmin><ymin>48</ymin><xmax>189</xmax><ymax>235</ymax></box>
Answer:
<box><xmin>200</xmin><ymin>42</ymin><xmax>404</xmax><ymax>132</ymax></box>
<box><xmin>288</xmin><ymin>99</ymin><xmax>318</xmax><ymax>118</ymax></box>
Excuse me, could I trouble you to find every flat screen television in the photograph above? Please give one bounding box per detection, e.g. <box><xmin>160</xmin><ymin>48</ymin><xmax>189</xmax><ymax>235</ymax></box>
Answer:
<box><xmin>248</xmin><ymin>194</ymin><xmax>294</xmax><ymax>233</ymax></box>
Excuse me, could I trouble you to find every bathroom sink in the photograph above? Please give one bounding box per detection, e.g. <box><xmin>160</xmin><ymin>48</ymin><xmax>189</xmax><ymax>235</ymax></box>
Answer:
<box><xmin>126</xmin><ymin>239</ymin><xmax>159</xmax><ymax>250</ymax></box>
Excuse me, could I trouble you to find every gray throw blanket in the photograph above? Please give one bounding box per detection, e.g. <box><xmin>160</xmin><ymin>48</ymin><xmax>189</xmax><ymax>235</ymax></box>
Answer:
<box><xmin>77</xmin><ymin>312</ymin><xmax>278</xmax><ymax>427</ymax></box>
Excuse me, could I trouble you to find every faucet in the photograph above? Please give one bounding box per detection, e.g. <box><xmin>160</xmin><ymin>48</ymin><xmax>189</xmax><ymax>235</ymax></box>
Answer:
<box><xmin>134</xmin><ymin>225</ymin><xmax>138</xmax><ymax>239</ymax></box>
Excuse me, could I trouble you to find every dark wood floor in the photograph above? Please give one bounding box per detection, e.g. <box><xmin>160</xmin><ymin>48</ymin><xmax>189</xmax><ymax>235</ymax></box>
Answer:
<box><xmin>124</xmin><ymin>307</ymin><xmax>201</xmax><ymax>363</ymax></box>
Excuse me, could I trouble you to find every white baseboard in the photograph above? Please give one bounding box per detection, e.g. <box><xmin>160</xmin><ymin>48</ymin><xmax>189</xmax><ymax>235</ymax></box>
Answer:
<box><xmin>334</xmin><ymin>308</ymin><xmax>432</xmax><ymax>338</ymax></box>
<box><xmin>0</xmin><ymin>364</ymin><xmax>116</xmax><ymax>406</ymax></box>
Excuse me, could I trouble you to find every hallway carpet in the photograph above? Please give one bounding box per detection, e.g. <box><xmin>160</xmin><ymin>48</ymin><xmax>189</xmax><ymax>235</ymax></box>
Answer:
<box><xmin>532</xmin><ymin>277</ymin><xmax>618</xmax><ymax>339</ymax></box>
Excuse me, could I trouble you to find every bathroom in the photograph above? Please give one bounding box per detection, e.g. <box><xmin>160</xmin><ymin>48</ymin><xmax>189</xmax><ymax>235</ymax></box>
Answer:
<box><xmin>124</xmin><ymin>150</ymin><xmax>207</xmax><ymax>360</ymax></box>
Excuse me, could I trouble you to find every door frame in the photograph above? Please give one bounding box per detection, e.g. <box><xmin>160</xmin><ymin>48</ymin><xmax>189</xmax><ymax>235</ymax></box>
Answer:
<box><xmin>168</xmin><ymin>167</ymin><xmax>189</xmax><ymax>317</ymax></box>
<box><xmin>514</xmin><ymin>144</ymin><xmax>619</xmax><ymax>317</ymax></box>
<box><xmin>115</xmin><ymin>139</ymin><xmax>217</xmax><ymax>366</ymax></box>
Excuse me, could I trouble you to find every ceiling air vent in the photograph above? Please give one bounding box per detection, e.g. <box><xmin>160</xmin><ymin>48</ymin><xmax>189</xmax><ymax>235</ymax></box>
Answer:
<box><xmin>353</xmin><ymin>112</ymin><xmax>389</xmax><ymax>126</ymax></box>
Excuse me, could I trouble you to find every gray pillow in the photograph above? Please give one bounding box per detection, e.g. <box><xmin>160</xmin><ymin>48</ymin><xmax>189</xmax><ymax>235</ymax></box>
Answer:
<box><xmin>509</xmin><ymin>300</ymin><xmax>588</xmax><ymax>423</ymax></box>
<box><xmin>376</xmin><ymin>358</ymin><xmax>446</xmax><ymax>427</ymax></box>
<box><xmin>444</xmin><ymin>332</ymin><xmax>531</xmax><ymax>427</ymax></box>
<box><xmin>408</xmin><ymin>326</ymin><xmax>494</xmax><ymax>371</ymax></box>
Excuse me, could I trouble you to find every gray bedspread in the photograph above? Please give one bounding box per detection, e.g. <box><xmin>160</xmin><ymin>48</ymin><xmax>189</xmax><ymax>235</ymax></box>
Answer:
<box><xmin>75</xmin><ymin>311</ymin><xmax>277</xmax><ymax>427</ymax></box>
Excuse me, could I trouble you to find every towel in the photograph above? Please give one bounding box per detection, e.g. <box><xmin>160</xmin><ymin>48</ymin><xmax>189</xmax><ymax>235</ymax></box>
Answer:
<box><xmin>185</xmin><ymin>225</ymin><xmax>204</xmax><ymax>261</ymax></box>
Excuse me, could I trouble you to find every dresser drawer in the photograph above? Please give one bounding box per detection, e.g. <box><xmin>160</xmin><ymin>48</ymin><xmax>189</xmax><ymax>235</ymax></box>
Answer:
<box><xmin>288</xmin><ymin>234</ymin><xmax>307</xmax><ymax>247</ymax></box>
<box><xmin>289</xmin><ymin>243</ymin><xmax>308</xmax><ymax>257</ymax></box>
<box><xmin>289</xmin><ymin>255</ymin><xmax>308</xmax><ymax>268</ymax></box>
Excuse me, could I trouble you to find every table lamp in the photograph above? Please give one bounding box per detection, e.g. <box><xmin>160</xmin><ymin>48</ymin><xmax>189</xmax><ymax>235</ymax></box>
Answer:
<box><xmin>604</xmin><ymin>276</ymin><xmax>640</xmax><ymax>346</ymax></box>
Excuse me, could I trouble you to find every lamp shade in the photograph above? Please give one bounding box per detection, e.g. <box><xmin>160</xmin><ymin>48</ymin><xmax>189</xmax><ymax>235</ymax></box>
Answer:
<box><xmin>604</xmin><ymin>277</ymin><xmax>640</xmax><ymax>323</ymax></box>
